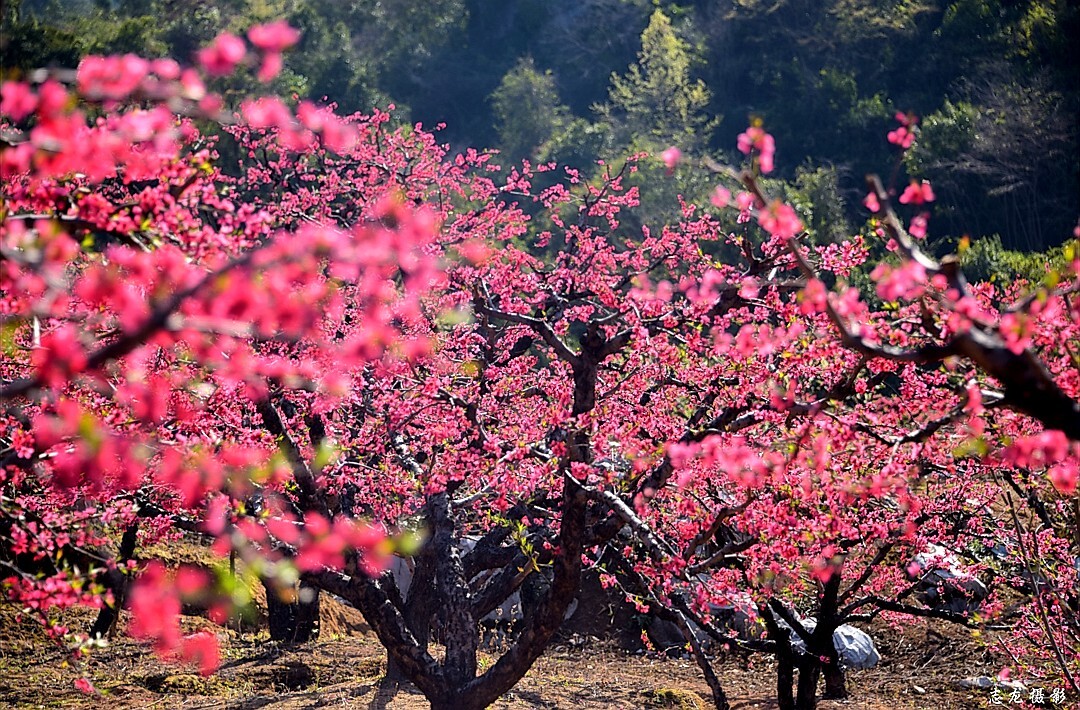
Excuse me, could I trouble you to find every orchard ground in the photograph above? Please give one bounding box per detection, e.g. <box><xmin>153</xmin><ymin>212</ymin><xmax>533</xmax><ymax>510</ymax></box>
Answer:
<box><xmin>0</xmin><ymin>545</ymin><xmax>1008</xmax><ymax>710</ymax></box>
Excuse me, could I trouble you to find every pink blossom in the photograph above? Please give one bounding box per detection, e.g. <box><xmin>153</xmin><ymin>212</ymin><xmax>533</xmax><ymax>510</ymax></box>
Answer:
<box><xmin>296</xmin><ymin>100</ymin><xmax>324</xmax><ymax>130</ymax></box>
<box><xmin>710</xmin><ymin>185</ymin><xmax>731</xmax><ymax>208</ymax></box>
<box><xmin>661</xmin><ymin>146</ymin><xmax>682</xmax><ymax>174</ymax></box>
<box><xmin>36</xmin><ymin>79</ymin><xmax>68</xmax><ymax>117</ymax></box>
<box><xmin>11</xmin><ymin>428</ymin><xmax>34</xmax><ymax>459</ymax></box>
<box><xmin>257</xmin><ymin>52</ymin><xmax>284</xmax><ymax>82</ymax></box>
<box><xmin>999</xmin><ymin>312</ymin><xmax>1032</xmax><ymax>354</ymax></box>
<box><xmin>457</xmin><ymin>239</ymin><xmax>492</xmax><ymax>264</ymax></box>
<box><xmin>908</xmin><ymin>212</ymin><xmax>929</xmax><ymax>238</ymax></box>
<box><xmin>887</xmin><ymin>126</ymin><xmax>914</xmax><ymax>148</ymax></box>
<box><xmin>899</xmin><ymin>180</ymin><xmax>935</xmax><ymax>205</ymax></box>
<box><xmin>316</xmin><ymin>112</ymin><xmax>358</xmax><ymax>153</ymax></box>
<box><xmin>1048</xmin><ymin>463</ymin><xmax>1078</xmax><ymax>495</ymax></box>
<box><xmin>128</xmin><ymin>563</ymin><xmax>182</xmax><ymax>651</ymax></box>
<box><xmin>32</xmin><ymin>325</ymin><xmax>88</xmax><ymax>388</ymax></box>
<box><xmin>265</xmin><ymin>515</ymin><xmax>302</xmax><ymax>544</ymax></box>
<box><xmin>758</xmin><ymin>140</ymin><xmax>776</xmax><ymax>173</ymax></box>
<box><xmin>757</xmin><ymin>200</ymin><xmax>803</xmax><ymax>239</ymax></box>
<box><xmin>1005</xmin><ymin>431</ymin><xmax>1070</xmax><ymax>468</ymax></box>
<box><xmin>77</xmin><ymin>54</ymin><xmax>150</xmax><ymax>100</ymax></box>
<box><xmin>241</xmin><ymin>96</ymin><xmax>292</xmax><ymax>130</ymax></box>
<box><xmin>151</xmin><ymin>58</ymin><xmax>181</xmax><ymax>80</ymax></box>
<box><xmin>863</xmin><ymin>192</ymin><xmax>880</xmax><ymax>213</ymax></box>
<box><xmin>872</xmin><ymin>260</ymin><xmax>927</xmax><ymax>302</ymax></box>
<box><xmin>0</xmin><ymin>141</ymin><xmax>32</xmax><ymax>177</ymax></box>
<box><xmin>799</xmin><ymin>278</ymin><xmax>828</xmax><ymax>315</ymax></box>
<box><xmin>197</xmin><ymin>33</ymin><xmax>247</xmax><ymax>77</ymax></box>
<box><xmin>735</xmin><ymin>191</ymin><xmax>755</xmax><ymax>223</ymax></box>
<box><xmin>198</xmin><ymin>94</ymin><xmax>224</xmax><ymax>115</ymax></box>
<box><xmin>888</xmin><ymin>112</ymin><xmax>918</xmax><ymax>148</ymax></box>
<box><xmin>179</xmin><ymin>68</ymin><xmax>206</xmax><ymax>100</ymax></box>
<box><xmin>74</xmin><ymin>678</ymin><xmax>96</xmax><ymax>695</ymax></box>
<box><xmin>737</xmin><ymin>126</ymin><xmax>776</xmax><ymax>174</ymax></box>
<box><xmin>175</xmin><ymin>567</ymin><xmax>210</xmax><ymax>596</ymax></box>
<box><xmin>1</xmin><ymin>81</ymin><xmax>37</xmax><ymax>121</ymax></box>
<box><xmin>179</xmin><ymin>632</ymin><xmax>220</xmax><ymax>676</ymax></box>
<box><xmin>810</xmin><ymin>556</ymin><xmax>840</xmax><ymax>584</ymax></box>
<box><xmin>247</xmin><ymin>20</ymin><xmax>300</xmax><ymax>52</ymax></box>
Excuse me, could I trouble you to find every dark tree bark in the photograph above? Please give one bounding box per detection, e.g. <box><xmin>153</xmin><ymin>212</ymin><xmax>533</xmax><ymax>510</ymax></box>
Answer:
<box><xmin>795</xmin><ymin>656</ymin><xmax>821</xmax><ymax>710</ymax></box>
<box><xmin>386</xmin><ymin>531</ymin><xmax>437</xmax><ymax>682</ymax></box>
<box><xmin>265</xmin><ymin>578</ymin><xmax>321</xmax><ymax>644</ymax></box>
<box><xmin>822</xmin><ymin>655</ymin><xmax>848</xmax><ymax>699</ymax></box>
<box><xmin>429</xmin><ymin>489</ymin><xmax>478</xmax><ymax>686</ymax></box>
<box><xmin>90</xmin><ymin>521</ymin><xmax>140</xmax><ymax>639</ymax></box>
<box><xmin>790</xmin><ymin>572</ymin><xmax>846</xmax><ymax>709</ymax></box>
<box><xmin>761</xmin><ymin>605</ymin><xmax>796</xmax><ymax>710</ymax></box>
<box><xmin>816</xmin><ymin>573</ymin><xmax>848</xmax><ymax>700</ymax></box>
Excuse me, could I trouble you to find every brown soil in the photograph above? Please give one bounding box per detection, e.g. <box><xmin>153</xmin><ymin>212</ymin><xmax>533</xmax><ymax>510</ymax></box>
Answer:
<box><xmin>0</xmin><ymin>596</ymin><xmax>1009</xmax><ymax>709</ymax></box>
<box><xmin>0</xmin><ymin>542</ymin><xmax>1014</xmax><ymax>709</ymax></box>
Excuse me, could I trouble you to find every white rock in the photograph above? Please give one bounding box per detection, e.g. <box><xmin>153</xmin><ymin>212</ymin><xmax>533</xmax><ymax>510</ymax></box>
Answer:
<box><xmin>778</xmin><ymin>616</ymin><xmax>881</xmax><ymax>670</ymax></box>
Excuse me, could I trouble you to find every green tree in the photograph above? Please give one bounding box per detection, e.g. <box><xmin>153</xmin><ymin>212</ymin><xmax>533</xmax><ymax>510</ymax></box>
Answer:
<box><xmin>790</xmin><ymin>163</ymin><xmax>851</xmax><ymax>245</ymax></box>
<box><xmin>537</xmin><ymin>117</ymin><xmax>611</xmax><ymax>171</ymax></box>
<box><xmin>2</xmin><ymin>0</ymin><xmax>167</xmax><ymax>72</ymax></box>
<box><xmin>958</xmin><ymin>234</ymin><xmax>1068</xmax><ymax>284</ymax></box>
<box><xmin>490</xmin><ymin>57</ymin><xmax>570</xmax><ymax>162</ymax></box>
<box><xmin>600</xmin><ymin>9</ymin><xmax>715</xmax><ymax>151</ymax></box>
<box><xmin>905</xmin><ymin>78</ymin><xmax>1077</xmax><ymax>251</ymax></box>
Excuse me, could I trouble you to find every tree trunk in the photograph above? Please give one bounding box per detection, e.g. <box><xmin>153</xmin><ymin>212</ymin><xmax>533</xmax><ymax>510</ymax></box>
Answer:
<box><xmin>822</xmin><ymin>657</ymin><xmax>848</xmax><ymax>699</ymax></box>
<box><xmin>815</xmin><ymin>572</ymin><xmax>847</xmax><ymax>700</ymax></box>
<box><xmin>430</xmin><ymin>491</ymin><xmax>479</xmax><ymax>687</ymax></box>
<box><xmin>308</xmin><ymin>334</ymin><xmax>616</xmax><ymax>709</ymax></box>
<box><xmin>676</xmin><ymin>614</ymin><xmax>729</xmax><ymax>710</ymax></box>
<box><xmin>795</xmin><ymin>658</ymin><xmax>820</xmax><ymax>710</ymax></box>
<box><xmin>776</xmin><ymin>652</ymin><xmax>796</xmax><ymax>710</ymax></box>
<box><xmin>91</xmin><ymin>521</ymin><xmax>139</xmax><ymax>639</ymax></box>
<box><xmin>761</xmin><ymin>605</ymin><xmax>795</xmax><ymax>710</ymax></box>
<box><xmin>386</xmin><ymin>541</ymin><xmax>437</xmax><ymax>682</ymax></box>
<box><xmin>795</xmin><ymin>571</ymin><xmax>845</xmax><ymax>709</ymax></box>
<box><xmin>265</xmin><ymin>578</ymin><xmax>321</xmax><ymax>643</ymax></box>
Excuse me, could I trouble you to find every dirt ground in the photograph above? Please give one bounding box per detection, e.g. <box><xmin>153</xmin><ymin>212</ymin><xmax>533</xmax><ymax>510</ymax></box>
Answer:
<box><xmin>0</xmin><ymin>588</ymin><xmax>1015</xmax><ymax>710</ymax></box>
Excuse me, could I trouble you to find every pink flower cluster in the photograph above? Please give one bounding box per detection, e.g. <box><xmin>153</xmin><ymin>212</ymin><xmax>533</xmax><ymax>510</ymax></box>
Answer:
<box><xmin>737</xmin><ymin>125</ymin><xmax>776</xmax><ymax>173</ymax></box>
<box><xmin>241</xmin><ymin>96</ymin><xmax>358</xmax><ymax>153</ymax></box>
<box><xmin>1003</xmin><ymin>431</ymin><xmax>1078</xmax><ymax>494</ymax></box>
<box><xmin>249</xmin><ymin>21</ymin><xmax>300</xmax><ymax>81</ymax></box>
<box><xmin>196</xmin><ymin>22</ymin><xmax>299</xmax><ymax>81</ymax></box>
<box><xmin>263</xmin><ymin>512</ymin><xmax>391</xmax><ymax>576</ymax></box>
<box><xmin>871</xmin><ymin>260</ymin><xmax>928</xmax><ymax>302</ymax></box>
<box><xmin>197</xmin><ymin>33</ymin><xmax>247</xmax><ymax>77</ymax></box>
<box><xmin>887</xmin><ymin>112</ymin><xmax>918</xmax><ymax>148</ymax></box>
<box><xmin>757</xmin><ymin>200</ymin><xmax>803</xmax><ymax>240</ymax></box>
<box><xmin>128</xmin><ymin>563</ymin><xmax>220</xmax><ymax>676</ymax></box>
<box><xmin>899</xmin><ymin>180</ymin><xmax>935</xmax><ymax>205</ymax></box>
<box><xmin>661</xmin><ymin>146</ymin><xmax>682</xmax><ymax>174</ymax></box>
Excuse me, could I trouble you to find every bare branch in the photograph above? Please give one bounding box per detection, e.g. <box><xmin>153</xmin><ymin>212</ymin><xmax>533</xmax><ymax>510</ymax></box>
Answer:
<box><xmin>472</xmin><ymin>297</ymin><xmax>581</xmax><ymax>368</ymax></box>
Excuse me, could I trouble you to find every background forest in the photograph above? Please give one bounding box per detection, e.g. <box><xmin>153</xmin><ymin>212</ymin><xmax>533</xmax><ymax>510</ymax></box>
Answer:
<box><xmin>3</xmin><ymin>0</ymin><xmax>1078</xmax><ymax>267</ymax></box>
